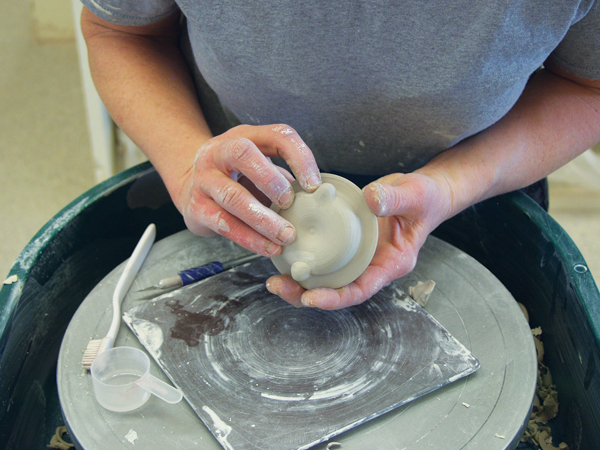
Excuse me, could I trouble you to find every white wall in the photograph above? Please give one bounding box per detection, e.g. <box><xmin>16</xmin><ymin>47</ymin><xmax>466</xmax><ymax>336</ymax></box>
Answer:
<box><xmin>32</xmin><ymin>0</ymin><xmax>75</xmax><ymax>41</ymax></box>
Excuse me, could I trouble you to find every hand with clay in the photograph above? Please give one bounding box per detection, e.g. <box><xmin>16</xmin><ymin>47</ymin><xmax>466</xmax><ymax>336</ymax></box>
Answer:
<box><xmin>267</xmin><ymin>66</ymin><xmax>600</xmax><ymax>309</ymax></box>
<box><xmin>81</xmin><ymin>7</ymin><xmax>600</xmax><ymax>310</ymax></box>
<box><xmin>80</xmin><ymin>11</ymin><xmax>322</xmax><ymax>260</ymax></box>
<box><xmin>176</xmin><ymin>124</ymin><xmax>322</xmax><ymax>258</ymax></box>
<box><xmin>266</xmin><ymin>172</ymin><xmax>451</xmax><ymax>310</ymax></box>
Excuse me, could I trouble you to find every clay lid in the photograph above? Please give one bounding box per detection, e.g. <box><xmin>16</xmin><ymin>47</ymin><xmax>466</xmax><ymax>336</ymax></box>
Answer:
<box><xmin>271</xmin><ymin>173</ymin><xmax>378</xmax><ymax>289</ymax></box>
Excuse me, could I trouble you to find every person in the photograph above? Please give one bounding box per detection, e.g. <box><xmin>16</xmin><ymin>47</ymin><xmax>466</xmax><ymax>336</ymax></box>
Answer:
<box><xmin>79</xmin><ymin>1</ymin><xmax>600</xmax><ymax>310</ymax></box>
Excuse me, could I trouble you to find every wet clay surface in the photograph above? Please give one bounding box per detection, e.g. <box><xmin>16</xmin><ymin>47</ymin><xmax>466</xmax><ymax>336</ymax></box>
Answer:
<box><xmin>124</xmin><ymin>257</ymin><xmax>479</xmax><ymax>450</ymax></box>
<box><xmin>166</xmin><ymin>298</ymin><xmax>241</xmax><ymax>347</ymax></box>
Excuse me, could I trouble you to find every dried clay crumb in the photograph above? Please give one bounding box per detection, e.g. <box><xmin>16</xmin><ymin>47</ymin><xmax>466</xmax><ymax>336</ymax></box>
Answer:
<box><xmin>462</xmin><ymin>402</ymin><xmax>470</xmax><ymax>408</ymax></box>
<box><xmin>518</xmin><ymin>324</ymin><xmax>569</xmax><ymax>450</ymax></box>
<box><xmin>3</xmin><ymin>274</ymin><xmax>18</xmax><ymax>285</ymax></box>
<box><xmin>525</xmin><ymin>424</ymin><xmax>570</xmax><ymax>450</ymax></box>
<box><xmin>326</xmin><ymin>443</ymin><xmax>342</xmax><ymax>449</ymax></box>
<box><xmin>46</xmin><ymin>426</ymin><xmax>74</xmax><ymax>449</ymax></box>
<box><xmin>409</xmin><ymin>280</ymin><xmax>436</xmax><ymax>307</ymax></box>
<box><xmin>124</xmin><ymin>429</ymin><xmax>138</xmax><ymax>445</ymax></box>
<box><xmin>494</xmin><ymin>433</ymin><xmax>506</xmax><ymax>439</ymax></box>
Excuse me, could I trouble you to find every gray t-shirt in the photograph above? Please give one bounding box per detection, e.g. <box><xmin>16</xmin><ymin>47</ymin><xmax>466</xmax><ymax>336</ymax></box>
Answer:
<box><xmin>82</xmin><ymin>1</ymin><xmax>600</xmax><ymax>175</ymax></box>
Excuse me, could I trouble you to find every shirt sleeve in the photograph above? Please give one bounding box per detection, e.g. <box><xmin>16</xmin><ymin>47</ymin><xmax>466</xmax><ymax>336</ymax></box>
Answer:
<box><xmin>548</xmin><ymin>0</ymin><xmax>600</xmax><ymax>80</ymax></box>
<box><xmin>80</xmin><ymin>0</ymin><xmax>179</xmax><ymax>26</ymax></box>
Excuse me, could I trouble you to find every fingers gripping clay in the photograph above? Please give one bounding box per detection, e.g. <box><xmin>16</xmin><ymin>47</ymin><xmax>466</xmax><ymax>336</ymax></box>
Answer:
<box><xmin>271</xmin><ymin>174</ymin><xmax>378</xmax><ymax>289</ymax></box>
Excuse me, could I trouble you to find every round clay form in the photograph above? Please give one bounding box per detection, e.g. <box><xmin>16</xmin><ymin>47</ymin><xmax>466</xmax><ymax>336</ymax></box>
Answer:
<box><xmin>271</xmin><ymin>173</ymin><xmax>378</xmax><ymax>289</ymax></box>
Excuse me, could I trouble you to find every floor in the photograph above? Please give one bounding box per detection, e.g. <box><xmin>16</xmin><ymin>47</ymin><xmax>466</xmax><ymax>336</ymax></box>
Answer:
<box><xmin>1</xmin><ymin>5</ymin><xmax>599</xmax><ymax>289</ymax></box>
<box><xmin>0</xmin><ymin>3</ymin><xmax>95</xmax><ymax>282</ymax></box>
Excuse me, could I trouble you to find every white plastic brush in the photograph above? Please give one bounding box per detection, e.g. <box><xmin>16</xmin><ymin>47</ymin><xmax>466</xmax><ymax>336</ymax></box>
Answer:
<box><xmin>81</xmin><ymin>223</ymin><xmax>157</xmax><ymax>369</ymax></box>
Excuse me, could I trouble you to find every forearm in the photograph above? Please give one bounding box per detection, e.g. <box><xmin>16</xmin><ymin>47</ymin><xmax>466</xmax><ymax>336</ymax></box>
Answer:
<box><xmin>81</xmin><ymin>8</ymin><xmax>212</xmax><ymax>208</ymax></box>
<box><xmin>417</xmin><ymin>66</ymin><xmax>600</xmax><ymax>222</ymax></box>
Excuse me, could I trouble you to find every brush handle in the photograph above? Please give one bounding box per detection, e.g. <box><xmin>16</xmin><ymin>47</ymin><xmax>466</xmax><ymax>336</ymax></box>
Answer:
<box><xmin>175</xmin><ymin>253</ymin><xmax>262</xmax><ymax>286</ymax></box>
<box><xmin>152</xmin><ymin>263</ymin><xmax>224</xmax><ymax>289</ymax></box>
<box><xmin>179</xmin><ymin>262</ymin><xmax>224</xmax><ymax>286</ymax></box>
<box><xmin>177</xmin><ymin>253</ymin><xmax>261</xmax><ymax>285</ymax></box>
<box><xmin>105</xmin><ymin>224</ymin><xmax>157</xmax><ymax>347</ymax></box>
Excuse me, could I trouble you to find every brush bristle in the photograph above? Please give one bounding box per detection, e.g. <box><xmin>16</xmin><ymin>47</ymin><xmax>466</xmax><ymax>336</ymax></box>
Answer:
<box><xmin>81</xmin><ymin>339</ymin><xmax>102</xmax><ymax>369</ymax></box>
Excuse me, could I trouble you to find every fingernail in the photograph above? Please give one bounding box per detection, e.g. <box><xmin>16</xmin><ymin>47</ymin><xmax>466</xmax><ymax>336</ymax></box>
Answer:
<box><xmin>266</xmin><ymin>280</ymin><xmax>276</xmax><ymax>295</ymax></box>
<box><xmin>301</xmin><ymin>293</ymin><xmax>314</xmax><ymax>307</ymax></box>
<box><xmin>305</xmin><ymin>174</ymin><xmax>321</xmax><ymax>191</ymax></box>
<box><xmin>278</xmin><ymin>186</ymin><xmax>294</xmax><ymax>208</ymax></box>
<box><xmin>277</xmin><ymin>225</ymin><xmax>295</xmax><ymax>245</ymax></box>
<box><xmin>266</xmin><ymin>242</ymin><xmax>281</xmax><ymax>256</ymax></box>
<box><xmin>371</xmin><ymin>183</ymin><xmax>388</xmax><ymax>216</ymax></box>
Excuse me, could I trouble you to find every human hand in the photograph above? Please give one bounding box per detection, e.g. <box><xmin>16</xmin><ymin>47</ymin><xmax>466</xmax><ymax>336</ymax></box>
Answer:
<box><xmin>177</xmin><ymin>124</ymin><xmax>321</xmax><ymax>256</ymax></box>
<box><xmin>265</xmin><ymin>172</ymin><xmax>452</xmax><ymax>309</ymax></box>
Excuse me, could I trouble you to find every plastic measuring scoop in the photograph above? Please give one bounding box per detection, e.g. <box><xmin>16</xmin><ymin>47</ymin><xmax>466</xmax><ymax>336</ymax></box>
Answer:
<box><xmin>91</xmin><ymin>347</ymin><xmax>182</xmax><ymax>412</ymax></box>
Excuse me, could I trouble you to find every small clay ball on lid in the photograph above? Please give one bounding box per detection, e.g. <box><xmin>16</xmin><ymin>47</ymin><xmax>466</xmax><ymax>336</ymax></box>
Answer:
<box><xmin>270</xmin><ymin>173</ymin><xmax>378</xmax><ymax>289</ymax></box>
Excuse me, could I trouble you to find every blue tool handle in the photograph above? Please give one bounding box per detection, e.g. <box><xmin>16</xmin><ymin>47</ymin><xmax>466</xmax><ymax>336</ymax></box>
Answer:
<box><xmin>178</xmin><ymin>261</ymin><xmax>224</xmax><ymax>286</ymax></box>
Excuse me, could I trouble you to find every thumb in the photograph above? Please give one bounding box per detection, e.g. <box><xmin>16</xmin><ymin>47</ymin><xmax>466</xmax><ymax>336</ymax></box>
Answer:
<box><xmin>364</xmin><ymin>181</ymin><xmax>423</xmax><ymax>217</ymax></box>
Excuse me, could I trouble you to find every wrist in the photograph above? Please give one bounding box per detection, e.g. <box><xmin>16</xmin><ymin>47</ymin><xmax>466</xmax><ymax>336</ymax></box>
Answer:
<box><xmin>412</xmin><ymin>164</ymin><xmax>461</xmax><ymax>225</ymax></box>
<box><xmin>151</xmin><ymin>135</ymin><xmax>212</xmax><ymax>215</ymax></box>
<box><xmin>415</xmin><ymin>140</ymin><xmax>502</xmax><ymax>223</ymax></box>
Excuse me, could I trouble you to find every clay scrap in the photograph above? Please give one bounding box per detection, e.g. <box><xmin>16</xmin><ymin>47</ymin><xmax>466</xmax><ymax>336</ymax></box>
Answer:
<box><xmin>519</xmin><ymin>316</ymin><xmax>569</xmax><ymax>450</ymax></box>
<box><xmin>409</xmin><ymin>280</ymin><xmax>436</xmax><ymax>307</ymax></box>
<box><xmin>3</xmin><ymin>274</ymin><xmax>18</xmax><ymax>285</ymax></box>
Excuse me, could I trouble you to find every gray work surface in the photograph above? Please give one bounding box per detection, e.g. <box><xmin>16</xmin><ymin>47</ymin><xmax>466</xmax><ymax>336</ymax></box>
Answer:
<box><xmin>124</xmin><ymin>257</ymin><xmax>479</xmax><ymax>449</ymax></box>
<box><xmin>57</xmin><ymin>231</ymin><xmax>537</xmax><ymax>450</ymax></box>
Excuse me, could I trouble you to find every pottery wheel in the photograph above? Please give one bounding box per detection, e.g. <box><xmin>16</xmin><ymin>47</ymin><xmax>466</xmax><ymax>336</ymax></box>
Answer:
<box><xmin>121</xmin><ymin>257</ymin><xmax>479</xmax><ymax>450</ymax></box>
<box><xmin>57</xmin><ymin>230</ymin><xmax>537</xmax><ymax>450</ymax></box>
